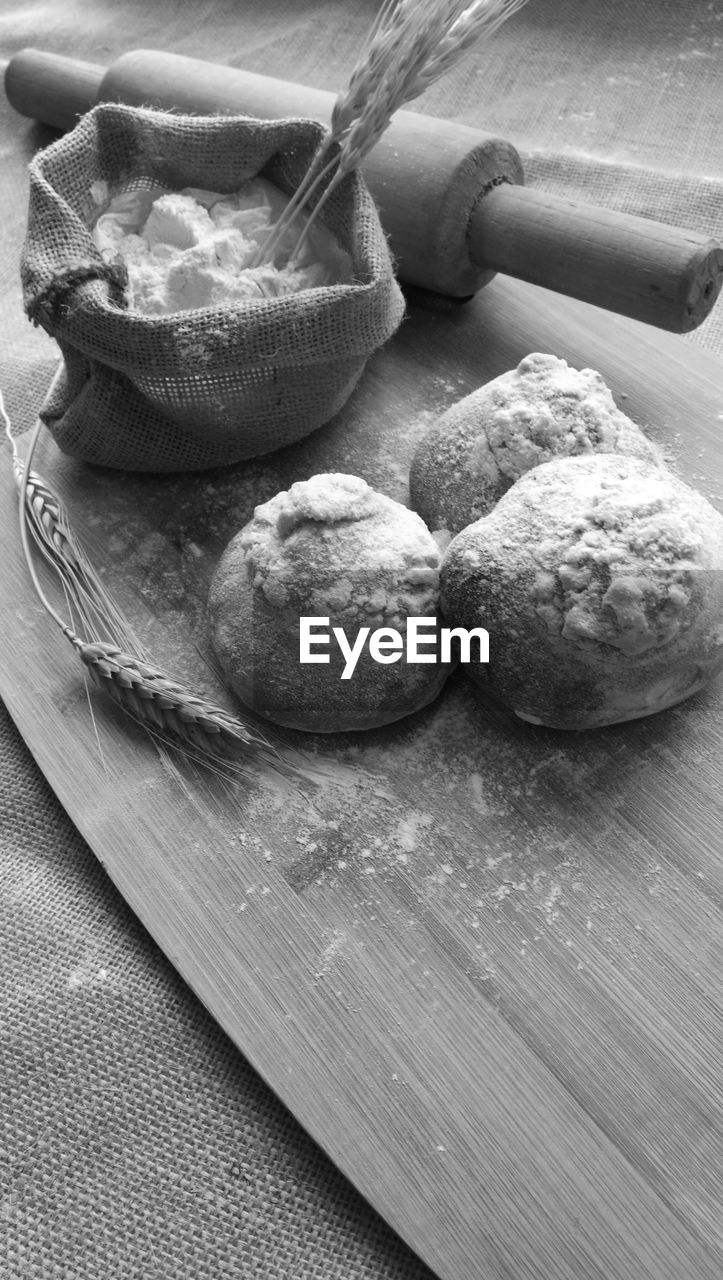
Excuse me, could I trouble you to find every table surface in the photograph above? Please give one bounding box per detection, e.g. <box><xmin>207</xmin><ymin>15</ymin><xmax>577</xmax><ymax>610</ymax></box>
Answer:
<box><xmin>1</xmin><ymin>3</ymin><xmax>722</xmax><ymax>1279</ymax></box>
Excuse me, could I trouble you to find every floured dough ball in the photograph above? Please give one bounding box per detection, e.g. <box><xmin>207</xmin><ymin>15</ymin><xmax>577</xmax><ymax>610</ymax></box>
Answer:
<box><xmin>440</xmin><ymin>454</ymin><xmax>723</xmax><ymax>729</ymax></box>
<box><xmin>410</xmin><ymin>353</ymin><xmax>660</xmax><ymax>536</ymax></box>
<box><xmin>208</xmin><ymin>474</ymin><xmax>453</xmax><ymax>732</ymax></box>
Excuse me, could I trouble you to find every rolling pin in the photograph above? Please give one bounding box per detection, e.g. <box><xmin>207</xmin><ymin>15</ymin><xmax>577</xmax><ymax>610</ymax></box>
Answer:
<box><xmin>6</xmin><ymin>46</ymin><xmax>723</xmax><ymax>332</ymax></box>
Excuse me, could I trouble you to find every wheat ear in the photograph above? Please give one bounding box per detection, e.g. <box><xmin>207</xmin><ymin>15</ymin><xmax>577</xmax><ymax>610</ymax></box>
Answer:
<box><xmin>11</xmin><ymin>454</ymin><xmax>140</xmax><ymax>647</ymax></box>
<box><xmin>405</xmin><ymin>0</ymin><xmax>530</xmax><ymax>95</ymax></box>
<box><xmin>3</xmin><ymin>394</ymin><xmax>143</xmax><ymax>649</ymax></box>
<box><xmin>256</xmin><ymin>0</ymin><xmax>528</xmax><ymax>266</ymax></box>
<box><xmin>1</xmin><ymin>386</ymin><xmax>303</xmax><ymax>785</ymax></box>
<box><xmin>69</xmin><ymin>637</ymin><xmax>280</xmax><ymax>770</ymax></box>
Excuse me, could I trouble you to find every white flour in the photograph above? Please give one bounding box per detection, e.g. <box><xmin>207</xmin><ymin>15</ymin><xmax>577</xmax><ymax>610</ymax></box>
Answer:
<box><xmin>91</xmin><ymin>178</ymin><xmax>352</xmax><ymax>314</ymax></box>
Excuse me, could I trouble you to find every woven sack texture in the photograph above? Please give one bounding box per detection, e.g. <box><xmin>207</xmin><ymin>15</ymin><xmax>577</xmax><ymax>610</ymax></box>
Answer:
<box><xmin>21</xmin><ymin>103</ymin><xmax>405</xmax><ymax>472</ymax></box>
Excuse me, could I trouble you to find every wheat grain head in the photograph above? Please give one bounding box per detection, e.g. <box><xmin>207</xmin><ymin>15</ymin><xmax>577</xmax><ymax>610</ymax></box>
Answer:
<box><xmin>274</xmin><ymin>0</ymin><xmax>529</xmax><ymax>262</ymax></box>
<box><xmin>72</xmin><ymin>637</ymin><xmax>278</xmax><ymax>764</ymax></box>
<box><xmin>3</xmin><ymin>396</ymin><xmax>311</xmax><ymax>789</ymax></box>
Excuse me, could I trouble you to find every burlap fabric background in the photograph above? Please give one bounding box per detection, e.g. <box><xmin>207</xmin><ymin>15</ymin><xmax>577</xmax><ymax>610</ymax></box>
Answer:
<box><xmin>1</xmin><ymin>1</ymin><xmax>722</xmax><ymax>1277</ymax></box>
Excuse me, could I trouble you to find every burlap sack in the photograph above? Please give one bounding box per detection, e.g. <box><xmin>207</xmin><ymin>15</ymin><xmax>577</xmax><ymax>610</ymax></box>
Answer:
<box><xmin>21</xmin><ymin>103</ymin><xmax>405</xmax><ymax>472</ymax></box>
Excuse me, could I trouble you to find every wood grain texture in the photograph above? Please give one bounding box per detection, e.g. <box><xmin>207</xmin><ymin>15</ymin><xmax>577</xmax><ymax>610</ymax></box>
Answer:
<box><xmin>1</xmin><ymin>275</ymin><xmax>723</xmax><ymax>1280</ymax></box>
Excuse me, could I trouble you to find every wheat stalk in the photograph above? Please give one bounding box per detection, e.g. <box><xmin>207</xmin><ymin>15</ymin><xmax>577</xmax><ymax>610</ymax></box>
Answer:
<box><xmin>254</xmin><ymin>0</ymin><xmax>528</xmax><ymax>267</ymax></box>
<box><xmin>1</xmin><ymin>384</ymin><xmax>304</xmax><ymax>786</ymax></box>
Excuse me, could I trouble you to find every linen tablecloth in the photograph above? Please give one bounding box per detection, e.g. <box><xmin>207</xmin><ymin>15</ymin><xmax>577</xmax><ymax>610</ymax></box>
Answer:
<box><xmin>1</xmin><ymin>2</ymin><xmax>722</xmax><ymax>1276</ymax></box>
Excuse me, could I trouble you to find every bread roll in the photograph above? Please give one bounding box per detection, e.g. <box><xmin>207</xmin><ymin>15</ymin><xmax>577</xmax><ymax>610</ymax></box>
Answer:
<box><xmin>440</xmin><ymin>454</ymin><xmax>723</xmax><ymax>729</ymax></box>
<box><xmin>208</xmin><ymin>473</ymin><xmax>453</xmax><ymax>732</ymax></box>
<box><xmin>410</xmin><ymin>353</ymin><xmax>660</xmax><ymax>536</ymax></box>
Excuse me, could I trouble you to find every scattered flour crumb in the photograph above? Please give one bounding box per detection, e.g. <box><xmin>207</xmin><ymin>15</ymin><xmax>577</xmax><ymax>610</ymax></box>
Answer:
<box><xmin>394</xmin><ymin>812</ymin><xmax>433</xmax><ymax>853</ymax></box>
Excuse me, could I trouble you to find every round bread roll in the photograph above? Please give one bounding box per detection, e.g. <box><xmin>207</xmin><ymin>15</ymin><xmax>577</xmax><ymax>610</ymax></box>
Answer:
<box><xmin>208</xmin><ymin>473</ymin><xmax>453</xmax><ymax>732</ymax></box>
<box><xmin>410</xmin><ymin>352</ymin><xmax>660</xmax><ymax>536</ymax></box>
<box><xmin>440</xmin><ymin>454</ymin><xmax>723</xmax><ymax>730</ymax></box>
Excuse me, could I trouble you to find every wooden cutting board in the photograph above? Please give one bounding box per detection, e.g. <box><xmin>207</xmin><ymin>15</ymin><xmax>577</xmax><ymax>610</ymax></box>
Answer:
<box><xmin>2</xmin><ymin>274</ymin><xmax>723</xmax><ymax>1280</ymax></box>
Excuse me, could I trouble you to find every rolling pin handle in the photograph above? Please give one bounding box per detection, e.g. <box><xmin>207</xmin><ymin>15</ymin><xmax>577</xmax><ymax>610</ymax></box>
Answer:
<box><xmin>470</xmin><ymin>183</ymin><xmax>723</xmax><ymax>333</ymax></box>
<box><xmin>4</xmin><ymin>48</ymin><xmax>105</xmax><ymax>132</ymax></box>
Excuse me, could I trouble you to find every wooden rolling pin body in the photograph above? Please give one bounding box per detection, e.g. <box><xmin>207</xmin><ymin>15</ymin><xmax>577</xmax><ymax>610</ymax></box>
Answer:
<box><xmin>6</xmin><ymin>47</ymin><xmax>723</xmax><ymax>330</ymax></box>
